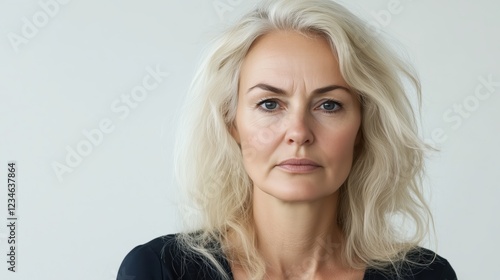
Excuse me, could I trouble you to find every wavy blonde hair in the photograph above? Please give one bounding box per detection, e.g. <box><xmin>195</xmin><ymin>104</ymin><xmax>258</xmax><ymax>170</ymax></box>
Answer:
<box><xmin>173</xmin><ymin>0</ymin><xmax>435</xmax><ymax>279</ymax></box>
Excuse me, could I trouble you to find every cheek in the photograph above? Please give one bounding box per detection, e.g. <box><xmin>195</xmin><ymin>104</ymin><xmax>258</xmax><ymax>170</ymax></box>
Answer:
<box><xmin>322</xmin><ymin>124</ymin><xmax>360</xmax><ymax>162</ymax></box>
<box><xmin>237</xmin><ymin>117</ymin><xmax>284</xmax><ymax>164</ymax></box>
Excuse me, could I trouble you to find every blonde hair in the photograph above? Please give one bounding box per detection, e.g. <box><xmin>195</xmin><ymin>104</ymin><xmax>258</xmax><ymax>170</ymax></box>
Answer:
<box><xmin>173</xmin><ymin>0</ymin><xmax>435</xmax><ymax>279</ymax></box>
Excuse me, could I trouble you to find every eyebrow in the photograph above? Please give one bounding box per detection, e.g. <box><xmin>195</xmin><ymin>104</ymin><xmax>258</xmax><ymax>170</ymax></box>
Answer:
<box><xmin>247</xmin><ymin>83</ymin><xmax>351</xmax><ymax>95</ymax></box>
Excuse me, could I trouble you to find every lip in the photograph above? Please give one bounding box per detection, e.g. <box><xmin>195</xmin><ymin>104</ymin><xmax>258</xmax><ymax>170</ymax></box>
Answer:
<box><xmin>277</xmin><ymin>158</ymin><xmax>321</xmax><ymax>173</ymax></box>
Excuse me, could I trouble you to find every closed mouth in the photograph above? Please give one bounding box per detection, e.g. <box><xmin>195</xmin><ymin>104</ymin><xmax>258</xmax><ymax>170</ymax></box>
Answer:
<box><xmin>277</xmin><ymin>158</ymin><xmax>320</xmax><ymax>166</ymax></box>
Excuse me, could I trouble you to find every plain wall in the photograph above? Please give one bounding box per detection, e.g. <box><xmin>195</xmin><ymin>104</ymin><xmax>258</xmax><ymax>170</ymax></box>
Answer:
<box><xmin>0</xmin><ymin>0</ymin><xmax>498</xmax><ymax>279</ymax></box>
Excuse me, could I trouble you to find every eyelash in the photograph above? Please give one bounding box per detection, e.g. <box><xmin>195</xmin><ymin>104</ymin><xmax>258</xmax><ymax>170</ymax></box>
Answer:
<box><xmin>256</xmin><ymin>98</ymin><xmax>344</xmax><ymax>114</ymax></box>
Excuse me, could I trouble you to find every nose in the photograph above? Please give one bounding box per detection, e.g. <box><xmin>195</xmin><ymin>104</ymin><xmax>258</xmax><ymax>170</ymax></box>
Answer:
<box><xmin>284</xmin><ymin>112</ymin><xmax>314</xmax><ymax>146</ymax></box>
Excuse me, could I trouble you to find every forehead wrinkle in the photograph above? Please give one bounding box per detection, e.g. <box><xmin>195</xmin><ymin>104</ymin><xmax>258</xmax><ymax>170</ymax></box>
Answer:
<box><xmin>240</xmin><ymin>30</ymin><xmax>348</xmax><ymax>99</ymax></box>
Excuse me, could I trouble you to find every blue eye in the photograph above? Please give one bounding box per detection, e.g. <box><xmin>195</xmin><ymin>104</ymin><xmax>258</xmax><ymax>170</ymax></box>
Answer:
<box><xmin>320</xmin><ymin>100</ymin><xmax>343</xmax><ymax>113</ymax></box>
<box><xmin>257</xmin><ymin>99</ymin><xmax>279</xmax><ymax>112</ymax></box>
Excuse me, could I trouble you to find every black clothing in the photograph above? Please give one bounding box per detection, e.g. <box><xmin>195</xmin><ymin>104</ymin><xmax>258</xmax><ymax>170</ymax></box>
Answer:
<box><xmin>117</xmin><ymin>234</ymin><xmax>457</xmax><ymax>280</ymax></box>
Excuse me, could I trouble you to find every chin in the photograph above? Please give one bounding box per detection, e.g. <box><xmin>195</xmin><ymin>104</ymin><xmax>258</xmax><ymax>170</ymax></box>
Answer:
<box><xmin>259</xmin><ymin>182</ymin><xmax>337</xmax><ymax>203</ymax></box>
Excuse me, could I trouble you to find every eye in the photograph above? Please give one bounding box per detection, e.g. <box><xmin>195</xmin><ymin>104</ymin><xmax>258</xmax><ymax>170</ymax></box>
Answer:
<box><xmin>319</xmin><ymin>99</ymin><xmax>343</xmax><ymax>113</ymax></box>
<box><xmin>257</xmin><ymin>99</ymin><xmax>280</xmax><ymax>112</ymax></box>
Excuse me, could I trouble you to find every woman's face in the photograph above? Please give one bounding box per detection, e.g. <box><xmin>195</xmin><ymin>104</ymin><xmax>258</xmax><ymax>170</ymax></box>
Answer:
<box><xmin>231</xmin><ymin>30</ymin><xmax>362</xmax><ymax>202</ymax></box>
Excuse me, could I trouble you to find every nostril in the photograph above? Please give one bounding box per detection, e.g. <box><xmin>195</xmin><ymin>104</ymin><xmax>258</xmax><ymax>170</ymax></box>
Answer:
<box><xmin>287</xmin><ymin>135</ymin><xmax>313</xmax><ymax>145</ymax></box>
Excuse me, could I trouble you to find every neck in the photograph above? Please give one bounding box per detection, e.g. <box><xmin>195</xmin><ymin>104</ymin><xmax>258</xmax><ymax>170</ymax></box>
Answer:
<box><xmin>251</xmin><ymin>186</ymin><xmax>344</xmax><ymax>277</ymax></box>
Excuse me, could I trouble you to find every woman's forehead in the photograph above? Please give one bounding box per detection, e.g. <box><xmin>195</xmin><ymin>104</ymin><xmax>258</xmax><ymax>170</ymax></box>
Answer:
<box><xmin>239</xmin><ymin>30</ymin><xmax>344</xmax><ymax>87</ymax></box>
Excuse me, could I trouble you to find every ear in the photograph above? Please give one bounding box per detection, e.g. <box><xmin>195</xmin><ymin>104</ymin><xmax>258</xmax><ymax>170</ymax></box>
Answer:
<box><xmin>229</xmin><ymin>122</ymin><xmax>240</xmax><ymax>144</ymax></box>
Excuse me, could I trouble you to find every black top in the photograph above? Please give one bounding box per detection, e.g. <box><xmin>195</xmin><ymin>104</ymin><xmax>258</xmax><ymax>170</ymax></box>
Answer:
<box><xmin>117</xmin><ymin>234</ymin><xmax>457</xmax><ymax>280</ymax></box>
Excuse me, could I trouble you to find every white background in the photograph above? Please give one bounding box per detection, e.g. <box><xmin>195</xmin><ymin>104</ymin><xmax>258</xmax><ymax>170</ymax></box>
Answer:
<box><xmin>0</xmin><ymin>0</ymin><xmax>498</xmax><ymax>279</ymax></box>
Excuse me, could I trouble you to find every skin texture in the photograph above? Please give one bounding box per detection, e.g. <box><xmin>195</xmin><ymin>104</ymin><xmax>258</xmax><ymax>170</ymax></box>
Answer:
<box><xmin>229</xmin><ymin>30</ymin><xmax>364</xmax><ymax>279</ymax></box>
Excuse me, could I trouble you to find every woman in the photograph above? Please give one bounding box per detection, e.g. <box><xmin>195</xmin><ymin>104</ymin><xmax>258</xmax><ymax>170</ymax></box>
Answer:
<box><xmin>117</xmin><ymin>0</ymin><xmax>457</xmax><ymax>279</ymax></box>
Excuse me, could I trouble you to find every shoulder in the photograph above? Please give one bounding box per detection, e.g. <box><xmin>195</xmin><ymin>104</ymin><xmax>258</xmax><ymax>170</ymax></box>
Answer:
<box><xmin>117</xmin><ymin>233</ymin><xmax>230</xmax><ymax>280</ymax></box>
<box><xmin>116</xmin><ymin>234</ymin><xmax>179</xmax><ymax>280</ymax></box>
<box><xmin>364</xmin><ymin>247</ymin><xmax>457</xmax><ymax>280</ymax></box>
